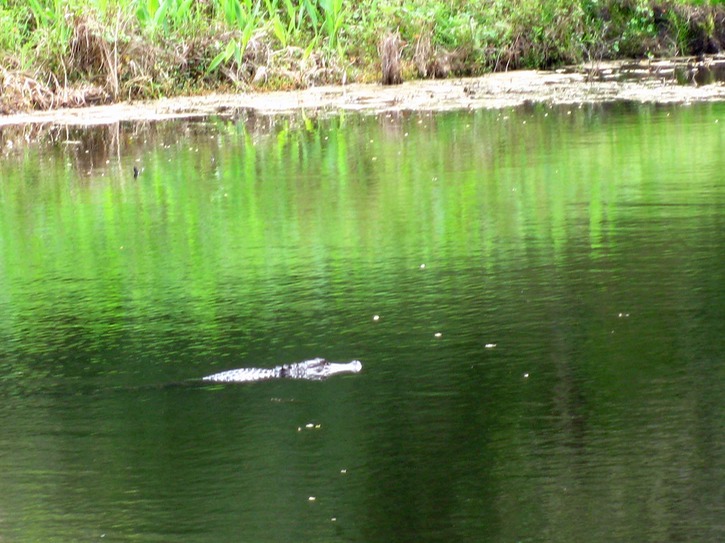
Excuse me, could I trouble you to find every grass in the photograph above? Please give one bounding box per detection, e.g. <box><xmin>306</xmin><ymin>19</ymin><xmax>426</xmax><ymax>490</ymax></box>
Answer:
<box><xmin>0</xmin><ymin>0</ymin><xmax>724</xmax><ymax>112</ymax></box>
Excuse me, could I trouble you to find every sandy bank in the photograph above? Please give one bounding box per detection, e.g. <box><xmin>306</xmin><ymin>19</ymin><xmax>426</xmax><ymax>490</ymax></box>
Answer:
<box><xmin>1</xmin><ymin>61</ymin><xmax>724</xmax><ymax>127</ymax></box>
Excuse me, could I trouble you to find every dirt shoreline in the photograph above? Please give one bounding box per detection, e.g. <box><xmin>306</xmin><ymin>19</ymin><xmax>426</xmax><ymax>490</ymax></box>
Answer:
<box><xmin>1</xmin><ymin>61</ymin><xmax>724</xmax><ymax>127</ymax></box>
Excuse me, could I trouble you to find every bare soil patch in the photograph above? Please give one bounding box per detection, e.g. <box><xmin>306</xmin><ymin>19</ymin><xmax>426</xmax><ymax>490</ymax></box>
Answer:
<box><xmin>1</xmin><ymin>59</ymin><xmax>724</xmax><ymax>127</ymax></box>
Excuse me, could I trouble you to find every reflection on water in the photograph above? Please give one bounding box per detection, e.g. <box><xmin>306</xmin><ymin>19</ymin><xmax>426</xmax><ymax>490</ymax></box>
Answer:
<box><xmin>0</xmin><ymin>103</ymin><xmax>723</xmax><ymax>542</ymax></box>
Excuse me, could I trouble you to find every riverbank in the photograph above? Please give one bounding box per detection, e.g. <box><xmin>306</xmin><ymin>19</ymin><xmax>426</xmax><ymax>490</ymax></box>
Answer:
<box><xmin>1</xmin><ymin>1</ymin><xmax>724</xmax><ymax>116</ymax></box>
<box><xmin>1</xmin><ymin>58</ymin><xmax>724</xmax><ymax>127</ymax></box>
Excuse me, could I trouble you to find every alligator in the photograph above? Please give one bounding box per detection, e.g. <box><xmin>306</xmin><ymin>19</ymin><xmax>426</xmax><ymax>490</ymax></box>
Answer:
<box><xmin>202</xmin><ymin>358</ymin><xmax>362</xmax><ymax>383</ymax></box>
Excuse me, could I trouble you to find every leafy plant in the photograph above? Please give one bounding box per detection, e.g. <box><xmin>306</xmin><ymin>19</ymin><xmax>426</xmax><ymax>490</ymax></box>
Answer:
<box><xmin>268</xmin><ymin>0</ymin><xmax>306</xmax><ymax>47</ymax></box>
<box><xmin>135</xmin><ymin>0</ymin><xmax>196</xmax><ymax>35</ymax></box>
<box><xmin>27</xmin><ymin>0</ymin><xmax>65</xmax><ymax>27</ymax></box>
<box><xmin>208</xmin><ymin>0</ymin><xmax>263</xmax><ymax>78</ymax></box>
<box><xmin>319</xmin><ymin>0</ymin><xmax>346</xmax><ymax>49</ymax></box>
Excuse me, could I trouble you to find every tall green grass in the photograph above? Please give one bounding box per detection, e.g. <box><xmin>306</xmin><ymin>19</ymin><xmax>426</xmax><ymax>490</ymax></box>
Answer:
<box><xmin>0</xmin><ymin>0</ymin><xmax>723</xmax><ymax>109</ymax></box>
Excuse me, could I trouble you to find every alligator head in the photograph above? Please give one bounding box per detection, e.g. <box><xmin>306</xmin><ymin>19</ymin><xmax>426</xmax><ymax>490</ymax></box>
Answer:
<box><xmin>278</xmin><ymin>358</ymin><xmax>363</xmax><ymax>380</ymax></box>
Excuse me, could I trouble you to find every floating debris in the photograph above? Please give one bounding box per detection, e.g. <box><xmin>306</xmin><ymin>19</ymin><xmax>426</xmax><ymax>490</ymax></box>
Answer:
<box><xmin>300</xmin><ymin>423</ymin><xmax>322</xmax><ymax>431</ymax></box>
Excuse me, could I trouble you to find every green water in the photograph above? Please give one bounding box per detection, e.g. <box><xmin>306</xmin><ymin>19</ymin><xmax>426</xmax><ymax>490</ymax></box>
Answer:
<box><xmin>0</xmin><ymin>103</ymin><xmax>723</xmax><ymax>542</ymax></box>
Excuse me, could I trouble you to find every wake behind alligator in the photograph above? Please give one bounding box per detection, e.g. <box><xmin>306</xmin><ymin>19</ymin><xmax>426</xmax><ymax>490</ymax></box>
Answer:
<box><xmin>202</xmin><ymin>358</ymin><xmax>362</xmax><ymax>383</ymax></box>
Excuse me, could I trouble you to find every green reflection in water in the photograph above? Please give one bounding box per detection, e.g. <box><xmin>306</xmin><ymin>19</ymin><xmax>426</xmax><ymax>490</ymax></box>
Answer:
<box><xmin>0</xmin><ymin>103</ymin><xmax>723</xmax><ymax>543</ymax></box>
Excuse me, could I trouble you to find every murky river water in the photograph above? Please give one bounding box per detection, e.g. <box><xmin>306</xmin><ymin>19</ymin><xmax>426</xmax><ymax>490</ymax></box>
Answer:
<box><xmin>0</xmin><ymin>103</ymin><xmax>723</xmax><ymax>542</ymax></box>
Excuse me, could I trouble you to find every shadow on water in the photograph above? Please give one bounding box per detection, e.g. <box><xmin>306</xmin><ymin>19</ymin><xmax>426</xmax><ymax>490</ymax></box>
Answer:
<box><xmin>674</xmin><ymin>58</ymin><xmax>725</xmax><ymax>86</ymax></box>
<box><xmin>577</xmin><ymin>57</ymin><xmax>725</xmax><ymax>86</ymax></box>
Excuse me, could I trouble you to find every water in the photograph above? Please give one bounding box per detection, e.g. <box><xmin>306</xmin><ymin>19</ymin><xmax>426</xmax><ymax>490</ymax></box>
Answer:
<box><xmin>0</xmin><ymin>103</ymin><xmax>723</xmax><ymax>542</ymax></box>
